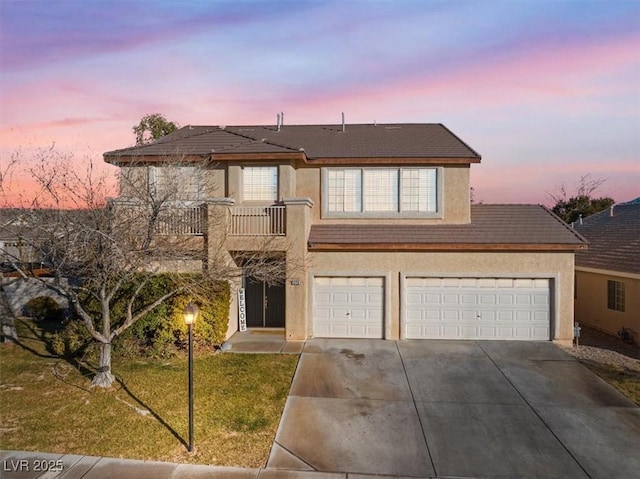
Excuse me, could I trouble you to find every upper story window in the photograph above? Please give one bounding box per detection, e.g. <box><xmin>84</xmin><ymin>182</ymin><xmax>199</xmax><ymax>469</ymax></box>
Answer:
<box><xmin>149</xmin><ymin>166</ymin><xmax>204</xmax><ymax>202</ymax></box>
<box><xmin>607</xmin><ymin>280</ymin><xmax>625</xmax><ymax>312</ymax></box>
<box><xmin>243</xmin><ymin>166</ymin><xmax>278</xmax><ymax>202</ymax></box>
<box><xmin>323</xmin><ymin>167</ymin><xmax>439</xmax><ymax>217</ymax></box>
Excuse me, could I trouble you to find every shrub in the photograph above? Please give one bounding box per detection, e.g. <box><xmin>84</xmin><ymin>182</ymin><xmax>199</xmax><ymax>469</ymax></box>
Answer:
<box><xmin>51</xmin><ymin>318</ymin><xmax>93</xmax><ymax>358</ymax></box>
<box><xmin>23</xmin><ymin>296</ymin><xmax>65</xmax><ymax>322</ymax></box>
<box><xmin>78</xmin><ymin>273</ymin><xmax>230</xmax><ymax>359</ymax></box>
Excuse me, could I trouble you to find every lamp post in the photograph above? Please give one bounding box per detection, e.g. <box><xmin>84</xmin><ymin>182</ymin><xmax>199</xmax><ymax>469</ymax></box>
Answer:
<box><xmin>183</xmin><ymin>302</ymin><xmax>199</xmax><ymax>452</ymax></box>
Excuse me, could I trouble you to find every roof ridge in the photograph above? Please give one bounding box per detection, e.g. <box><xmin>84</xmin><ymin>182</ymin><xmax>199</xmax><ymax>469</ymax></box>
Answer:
<box><xmin>104</xmin><ymin>126</ymin><xmax>222</xmax><ymax>156</ymax></box>
<box><xmin>222</xmin><ymin>128</ymin><xmax>303</xmax><ymax>153</ymax></box>
<box><xmin>539</xmin><ymin>204</ymin><xmax>588</xmax><ymax>243</ymax></box>
<box><xmin>438</xmin><ymin>123</ymin><xmax>482</xmax><ymax>160</ymax></box>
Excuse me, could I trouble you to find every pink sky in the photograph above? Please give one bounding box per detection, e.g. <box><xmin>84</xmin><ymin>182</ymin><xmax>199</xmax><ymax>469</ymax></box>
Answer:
<box><xmin>1</xmin><ymin>1</ymin><xmax>638</xmax><ymax>206</ymax></box>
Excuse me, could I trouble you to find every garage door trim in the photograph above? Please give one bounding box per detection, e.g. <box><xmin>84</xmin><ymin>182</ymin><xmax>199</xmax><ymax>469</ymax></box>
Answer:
<box><xmin>400</xmin><ymin>273</ymin><xmax>557</xmax><ymax>340</ymax></box>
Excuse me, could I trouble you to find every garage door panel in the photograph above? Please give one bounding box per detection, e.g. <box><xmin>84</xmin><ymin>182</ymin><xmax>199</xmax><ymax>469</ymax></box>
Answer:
<box><xmin>314</xmin><ymin>276</ymin><xmax>384</xmax><ymax>339</ymax></box>
<box><xmin>461</xmin><ymin>294</ymin><xmax>478</xmax><ymax>304</ymax></box>
<box><xmin>425</xmin><ymin>293</ymin><xmax>441</xmax><ymax>304</ymax></box>
<box><xmin>405</xmin><ymin>278</ymin><xmax>550</xmax><ymax>341</ymax></box>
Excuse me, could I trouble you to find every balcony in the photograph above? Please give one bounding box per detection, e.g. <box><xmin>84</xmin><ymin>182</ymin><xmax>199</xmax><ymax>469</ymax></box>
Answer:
<box><xmin>111</xmin><ymin>200</ymin><xmax>206</xmax><ymax>237</ymax></box>
<box><xmin>155</xmin><ymin>204</ymin><xmax>206</xmax><ymax>236</ymax></box>
<box><xmin>229</xmin><ymin>206</ymin><xmax>286</xmax><ymax>236</ymax></box>
<box><xmin>111</xmin><ymin>200</ymin><xmax>289</xmax><ymax>238</ymax></box>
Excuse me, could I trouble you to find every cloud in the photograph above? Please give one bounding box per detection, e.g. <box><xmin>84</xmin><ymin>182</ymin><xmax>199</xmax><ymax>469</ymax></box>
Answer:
<box><xmin>0</xmin><ymin>1</ymin><xmax>317</xmax><ymax>72</ymax></box>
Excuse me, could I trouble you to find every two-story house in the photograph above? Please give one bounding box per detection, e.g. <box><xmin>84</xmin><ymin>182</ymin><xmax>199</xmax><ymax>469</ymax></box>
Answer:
<box><xmin>104</xmin><ymin>123</ymin><xmax>586</xmax><ymax>344</ymax></box>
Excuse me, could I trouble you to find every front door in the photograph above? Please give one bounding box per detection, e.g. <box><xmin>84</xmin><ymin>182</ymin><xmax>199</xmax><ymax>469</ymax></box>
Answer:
<box><xmin>245</xmin><ymin>276</ymin><xmax>285</xmax><ymax>328</ymax></box>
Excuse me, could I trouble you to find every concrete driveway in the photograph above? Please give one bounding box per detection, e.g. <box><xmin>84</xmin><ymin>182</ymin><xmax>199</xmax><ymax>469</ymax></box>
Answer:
<box><xmin>267</xmin><ymin>339</ymin><xmax>640</xmax><ymax>479</ymax></box>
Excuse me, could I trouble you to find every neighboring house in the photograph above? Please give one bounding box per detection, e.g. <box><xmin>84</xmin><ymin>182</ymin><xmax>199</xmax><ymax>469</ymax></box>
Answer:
<box><xmin>0</xmin><ymin>208</ymin><xmax>76</xmax><ymax>317</ymax></box>
<box><xmin>0</xmin><ymin>209</ymin><xmax>43</xmax><ymax>266</ymax></box>
<box><xmin>104</xmin><ymin>123</ymin><xmax>586</xmax><ymax>344</ymax></box>
<box><xmin>574</xmin><ymin>202</ymin><xmax>640</xmax><ymax>343</ymax></box>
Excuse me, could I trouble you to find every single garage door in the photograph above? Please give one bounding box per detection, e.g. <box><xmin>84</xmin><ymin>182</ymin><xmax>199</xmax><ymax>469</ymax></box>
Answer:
<box><xmin>313</xmin><ymin>277</ymin><xmax>384</xmax><ymax>338</ymax></box>
<box><xmin>405</xmin><ymin>277</ymin><xmax>550</xmax><ymax>340</ymax></box>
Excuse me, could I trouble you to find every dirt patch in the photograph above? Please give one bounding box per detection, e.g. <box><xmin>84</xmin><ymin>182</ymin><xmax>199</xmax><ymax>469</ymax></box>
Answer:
<box><xmin>560</xmin><ymin>325</ymin><xmax>640</xmax><ymax>405</ymax></box>
<box><xmin>561</xmin><ymin>325</ymin><xmax>639</xmax><ymax>370</ymax></box>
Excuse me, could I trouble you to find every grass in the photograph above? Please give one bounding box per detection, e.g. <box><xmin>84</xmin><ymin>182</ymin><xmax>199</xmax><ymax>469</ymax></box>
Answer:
<box><xmin>0</xmin><ymin>318</ymin><xmax>298</xmax><ymax>467</ymax></box>
<box><xmin>580</xmin><ymin>360</ymin><xmax>640</xmax><ymax>406</ymax></box>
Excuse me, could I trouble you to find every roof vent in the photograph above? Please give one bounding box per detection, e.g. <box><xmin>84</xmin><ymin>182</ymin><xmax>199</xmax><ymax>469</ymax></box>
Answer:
<box><xmin>610</xmin><ymin>205</ymin><xmax>615</xmax><ymax>217</ymax></box>
<box><xmin>341</xmin><ymin>112</ymin><xmax>345</xmax><ymax>132</ymax></box>
<box><xmin>276</xmin><ymin>113</ymin><xmax>281</xmax><ymax>131</ymax></box>
<box><xmin>579</xmin><ymin>214</ymin><xmax>583</xmax><ymax>225</ymax></box>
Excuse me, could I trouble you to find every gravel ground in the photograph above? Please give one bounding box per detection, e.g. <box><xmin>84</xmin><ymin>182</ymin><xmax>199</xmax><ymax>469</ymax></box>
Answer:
<box><xmin>561</xmin><ymin>325</ymin><xmax>640</xmax><ymax>373</ymax></box>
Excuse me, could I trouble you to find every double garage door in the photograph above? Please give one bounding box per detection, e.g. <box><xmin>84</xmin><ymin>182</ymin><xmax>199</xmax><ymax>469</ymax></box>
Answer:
<box><xmin>313</xmin><ymin>276</ymin><xmax>551</xmax><ymax>340</ymax></box>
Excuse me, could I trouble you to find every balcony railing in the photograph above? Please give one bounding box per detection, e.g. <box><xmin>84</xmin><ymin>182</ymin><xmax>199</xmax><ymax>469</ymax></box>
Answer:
<box><xmin>155</xmin><ymin>205</ymin><xmax>205</xmax><ymax>236</ymax></box>
<box><xmin>229</xmin><ymin>206</ymin><xmax>286</xmax><ymax>236</ymax></box>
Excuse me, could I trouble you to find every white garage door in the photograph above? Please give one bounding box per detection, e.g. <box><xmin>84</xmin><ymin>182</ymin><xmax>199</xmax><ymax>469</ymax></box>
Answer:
<box><xmin>405</xmin><ymin>278</ymin><xmax>550</xmax><ymax>340</ymax></box>
<box><xmin>313</xmin><ymin>277</ymin><xmax>384</xmax><ymax>338</ymax></box>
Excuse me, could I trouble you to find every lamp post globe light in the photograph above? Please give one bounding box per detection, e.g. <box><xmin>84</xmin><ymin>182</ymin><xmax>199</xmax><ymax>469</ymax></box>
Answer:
<box><xmin>183</xmin><ymin>302</ymin><xmax>199</xmax><ymax>452</ymax></box>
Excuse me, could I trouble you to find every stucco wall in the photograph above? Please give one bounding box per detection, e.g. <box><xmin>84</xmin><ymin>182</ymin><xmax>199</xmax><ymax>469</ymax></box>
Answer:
<box><xmin>575</xmin><ymin>269</ymin><xmax>640</xmax><ymax>343</ymax></box>
<box><xmin>299</xmin><ymin>251</ymin><xmax>575</xmax><ymax>342</ymax></box>
<box><xmin>1</xmin><ymin>278</ymin><xmax>69</xmax><ymax>317</ymax></box>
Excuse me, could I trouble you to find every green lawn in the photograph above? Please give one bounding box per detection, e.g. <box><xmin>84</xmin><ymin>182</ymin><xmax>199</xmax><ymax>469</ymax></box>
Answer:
<box><xmin>0</xmin><ymin>318</ymin><xmax>298</xmax><ymax>467</ymax></box>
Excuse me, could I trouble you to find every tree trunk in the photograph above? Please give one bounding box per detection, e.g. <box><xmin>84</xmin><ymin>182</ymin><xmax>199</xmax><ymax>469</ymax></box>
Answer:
<box><xmin>0</xmin><ymin>287</ymin><xmax>18</xmax><ymax>343</ymax></box>
<box><xmin>92</xmin><ymin>341</ymin><xmax>115</xmax><ymax>388</ymax></box>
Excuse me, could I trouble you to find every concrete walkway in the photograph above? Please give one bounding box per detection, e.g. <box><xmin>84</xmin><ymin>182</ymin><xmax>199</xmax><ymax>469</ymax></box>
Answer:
<box><xmin>268</xmin><ymin>339</ymin><xmax>640</xmax><ymax>479</ymax></box>
<box><xmin>223</xmin><ymin>329</ymin><xmax>305</xmax><ymax>354</ymax></box>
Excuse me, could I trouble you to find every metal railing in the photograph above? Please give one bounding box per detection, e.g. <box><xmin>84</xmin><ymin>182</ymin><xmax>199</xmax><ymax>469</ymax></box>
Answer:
<box><xmin>229</xmin><ymin>206</ymin><xmax>286</xmax><ymax>236</ymax></box>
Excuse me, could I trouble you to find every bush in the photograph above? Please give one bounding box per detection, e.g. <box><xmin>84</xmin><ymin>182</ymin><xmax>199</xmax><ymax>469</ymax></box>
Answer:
<box><xmin>23</xmin><ymin>296</ymin><xmax>65</xmax><ymax>322</ymax></box>
<box><xmin>51</xmin><ymin>318</ymin><xmax>94</xmax><ymax>358</ymax></box>
<box><xmin>78</xmin><ymin>273</ymin><xmax>230</xmax><ymax>359</ymax></box>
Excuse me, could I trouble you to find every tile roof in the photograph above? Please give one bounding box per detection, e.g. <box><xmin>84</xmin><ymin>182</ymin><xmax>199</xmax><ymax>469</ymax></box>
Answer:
<box><xmin>104</xmin><ymin>123</ymin><xmax>481</xmax><ymax>162</ymax></box>
<box><xmin>574</xmin><ymin>203</ymin><xmax>640</xmax><ymax>275</ymax></box>
<box><xmin>308</xmin><ymin>205</ymin><xmax>587</xmax><ymax>251</ymax></box>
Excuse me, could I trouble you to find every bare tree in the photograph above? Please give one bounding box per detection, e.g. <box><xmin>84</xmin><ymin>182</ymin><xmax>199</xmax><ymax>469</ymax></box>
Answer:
<box><xmin>1</xmin><ymin>149</ymin><xmax>299</xmax><ymax>388</ymax></box>
<box><xmin>547</xmin><ymin>174</ymin><xmax>614</xmax><ymax>224</ymax></box>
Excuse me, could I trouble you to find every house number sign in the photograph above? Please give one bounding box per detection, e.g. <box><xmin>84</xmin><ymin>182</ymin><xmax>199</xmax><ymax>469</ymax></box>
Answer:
<box><xmin>238</xmin><ymin>288</ymin><xmax>247</xmax><ymax>332</ymax></box>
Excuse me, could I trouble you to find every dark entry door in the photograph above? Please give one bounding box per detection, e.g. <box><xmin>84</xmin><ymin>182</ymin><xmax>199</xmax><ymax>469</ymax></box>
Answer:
<box><xmin>245</xmin><ymin>277</ymin><xmax>285</xmax><ymax>328</ymax></box>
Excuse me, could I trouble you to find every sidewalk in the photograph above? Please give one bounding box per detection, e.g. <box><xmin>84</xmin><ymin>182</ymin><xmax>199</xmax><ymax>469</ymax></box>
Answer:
<box><xmin>1</xmin><ymin>450</ymin><xmax>425</xmax><ymax>478</ymax></box>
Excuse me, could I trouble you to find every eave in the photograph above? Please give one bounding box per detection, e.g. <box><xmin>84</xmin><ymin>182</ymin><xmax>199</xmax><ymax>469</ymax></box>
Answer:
<box><xmin>307</xmin><ymin>243</ymin><xmax>588</xmax><ymax>252</ymax></box>
<box><xmin>304</xmin><ymin>157</ymin><xmax>481</xmax><ymax>165</ymax></box>
<box><xmin>575</xmin><ymin>266</ymin><xmax>640</xmax><ymax>280</ymax></box>
<box><xmin>104</xmin><ymin>152</ymin><xmax>479</xmax><ymax>166</ymax></box>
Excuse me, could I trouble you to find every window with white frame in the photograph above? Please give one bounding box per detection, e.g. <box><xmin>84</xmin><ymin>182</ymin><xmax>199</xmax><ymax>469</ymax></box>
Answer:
<box><xmin>607</xmin><ymin>280</ymin><xmax>625</xmax><ymax>312</ymax></box>
<box><xmin>243</xmin><ymin>166</ymin><xmax>278</xmax><ymax>202</ymax></box>
<box><xmin>149</xmin><ymin>166</ymin><xmax>204</xmax><ymax>201</ymax></box>
<box><xmin>327</xmin><ymin>169</ymin><xmax>362</xmax><ymax>212</ymax></box>
<box><xmin>325</xmin><ymin>167</ymin><xmax>438</xmax><ymax>215</ymax></box>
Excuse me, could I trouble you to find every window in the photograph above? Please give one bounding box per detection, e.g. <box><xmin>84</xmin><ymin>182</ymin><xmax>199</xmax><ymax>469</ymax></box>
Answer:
<box><xmin>364</xmin><ymin>169</ymin><xmax>398</xmax><ymax>212</ymax></box>
<box><xmin>149</xmin><ymin>166</ymin><xmax>203</xmax><ymax>201</ymax></box>
<box><xmin>243</xmin><ymin>166</ymin><xmax>278</xmax><ymax>202</ymax></box>
<box><xmin>327</xmin><ymin>169</ymin><xmax>361</xmax><ymax>212</ymax></box>
<box><xmin>607</xmin><ymin>280</ymin><xmax>625</xmax><ymax>312</ymax></box>
<box><xmin>324</xmin><ymin>167</ymin><xmax>438</xmax><ymax>216</ymax></box>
